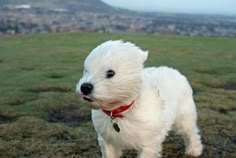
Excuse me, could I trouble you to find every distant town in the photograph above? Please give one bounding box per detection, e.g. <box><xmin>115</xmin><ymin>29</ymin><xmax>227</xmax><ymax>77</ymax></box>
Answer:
<box><xmin>1</xmin><ymin>3</ymin><xmax>236</xmax><ymax>37</ymax></box>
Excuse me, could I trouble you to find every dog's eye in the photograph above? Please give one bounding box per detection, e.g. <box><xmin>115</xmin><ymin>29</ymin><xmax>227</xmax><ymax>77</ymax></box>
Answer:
<box><xmin>106</xmin><ymin>70</ymin><xmax>115</xmax><ymax>78</ymax></box>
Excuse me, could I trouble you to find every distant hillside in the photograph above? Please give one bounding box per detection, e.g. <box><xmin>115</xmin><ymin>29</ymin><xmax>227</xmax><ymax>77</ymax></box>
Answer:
<box><xmin>0</xmin><ymin>0</ymin><xmax>235</xmax><ymax>37</ymax></box>
<box><xmin>0</xmin><ymin>0</ymin><xmax>121</xmax><ymax>13</ymax></box>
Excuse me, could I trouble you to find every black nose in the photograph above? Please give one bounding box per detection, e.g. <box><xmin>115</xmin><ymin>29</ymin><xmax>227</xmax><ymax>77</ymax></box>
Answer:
<box><xmin>80</xmin><ymin>83</ymin><xmax>93</xmax><ymax>95</ymax></box>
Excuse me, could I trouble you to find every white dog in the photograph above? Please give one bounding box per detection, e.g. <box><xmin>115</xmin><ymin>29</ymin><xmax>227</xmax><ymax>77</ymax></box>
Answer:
<box><xmin>76</xmin><ymin>40</ymin><xmax>203</xmax><ymax>158</ymax></box>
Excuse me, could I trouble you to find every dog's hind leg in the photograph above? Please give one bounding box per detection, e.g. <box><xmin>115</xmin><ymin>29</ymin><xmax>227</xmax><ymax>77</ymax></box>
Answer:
<box><xmin>174</xmin><ymin>98</ymin><xmax>203</xmax><ymax>157</ymax></box>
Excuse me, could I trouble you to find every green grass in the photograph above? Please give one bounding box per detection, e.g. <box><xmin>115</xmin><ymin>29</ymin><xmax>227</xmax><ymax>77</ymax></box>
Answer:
<box><xmin>0</xmin><ymin>32</ymin><xmax>236</xmax><ymax>158</ymax></box>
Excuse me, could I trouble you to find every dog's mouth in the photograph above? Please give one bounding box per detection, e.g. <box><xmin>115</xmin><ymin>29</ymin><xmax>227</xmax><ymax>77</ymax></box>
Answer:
<box><xmin>81</xmin><ymin>95</ymin><xmax>94</xmax><ymax>102</ymax></box>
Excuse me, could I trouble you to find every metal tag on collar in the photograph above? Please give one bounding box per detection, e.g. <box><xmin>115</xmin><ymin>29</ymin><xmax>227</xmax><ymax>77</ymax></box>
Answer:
<box><xmin>111</xmin><ymin>112</ymin><xmax>120</xmax><ymax>133</ymax></box>
<box><xmin>113</xmin><ymin>122</ymin><xmax>120</xmax><ymax>133</ymax></box>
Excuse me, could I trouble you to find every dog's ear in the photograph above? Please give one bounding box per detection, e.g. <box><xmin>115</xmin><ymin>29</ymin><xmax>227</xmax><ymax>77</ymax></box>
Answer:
<box><xmin>141</xmin><ymin>50</ymin><xmax>148</xmax><ymax>63</ymax></box>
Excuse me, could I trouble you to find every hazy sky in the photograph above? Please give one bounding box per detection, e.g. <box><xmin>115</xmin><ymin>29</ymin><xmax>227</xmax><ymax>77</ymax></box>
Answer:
<box><xmin>101</xmin><ymin>0</ymin><xmax>236</xmax><ymax>15</ymax></box>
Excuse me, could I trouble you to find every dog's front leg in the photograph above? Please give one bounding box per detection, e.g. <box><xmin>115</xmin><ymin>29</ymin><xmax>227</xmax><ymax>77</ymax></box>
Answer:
<box><xmin>138</xmin><ymin>146</ymin><xmax>162</xmax><ymax>158</ymax></box>
<box><xmin>98</xmin><ymin>136</ymin><xmax>120</xmax><ymax>158</ymax></box>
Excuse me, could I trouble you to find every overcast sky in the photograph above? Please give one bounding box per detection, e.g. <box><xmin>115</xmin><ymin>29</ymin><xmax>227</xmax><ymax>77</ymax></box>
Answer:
<box><xmin>101</xmin><ymin>0</ymin><xmax>236</xmax><ymax>15</ymax></box>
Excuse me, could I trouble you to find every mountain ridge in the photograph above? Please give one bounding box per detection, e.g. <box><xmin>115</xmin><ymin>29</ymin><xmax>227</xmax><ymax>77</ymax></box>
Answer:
<box><xmin>0</xmin><ymin>0</ymin><xmax>125</xmax><ymax>13</ymax></box>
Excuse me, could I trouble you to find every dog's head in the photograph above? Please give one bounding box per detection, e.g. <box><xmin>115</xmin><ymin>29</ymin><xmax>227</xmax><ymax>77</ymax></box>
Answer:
<box><xmin>76</xmin><ymin>40</ymin><xmax>148</xmax><ymax>110</ymax></box>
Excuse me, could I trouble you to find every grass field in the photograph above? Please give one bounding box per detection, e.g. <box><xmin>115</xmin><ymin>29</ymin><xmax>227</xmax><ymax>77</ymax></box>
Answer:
<box><xmin>0</xmin><ymin>32</ymin><xmax>235</xmax><ymax>158</ymax></box>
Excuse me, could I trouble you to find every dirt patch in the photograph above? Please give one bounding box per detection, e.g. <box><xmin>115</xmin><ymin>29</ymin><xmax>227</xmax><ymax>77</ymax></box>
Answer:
<box><xmin>224</xmin><ymin>82</ymin><xmax>236</xmax><ymax>90</ymax></box>
<box><xmin>47</xmin><ymin>73</ymin><xmax>64</xmax><ymax>79</ymax></box>
<box><xmin>0</xmin><ymin>115</ymin><xmax>17</xmax><ymax>124</ymax></box>
<box><xmin>48</xmin><ymin>103</ymin><xmax>91</xmax><ymax>126</ymax></box>
<box><xmin>203</xmin><ymin>82</ymin><xmax>236</xmax><ymax>90</ymax></box>
<box><xmin>0</xmin><ymin>112</ymin><xmax>19</xmax><ymax>124</ymax></box>
<box><xmin>200</xmin><ymin>124</ymin><xmax>236</xmax><ymax>157</ymax></box>
<box><xmin>210</xmin><ymin>107</ymin><xmax>236</xmax><ymax>115</ymax></box>
<box><xmin>26</xmin><ymin>86</ymin><xmax>72</xmax><ymax>93</ymax></box>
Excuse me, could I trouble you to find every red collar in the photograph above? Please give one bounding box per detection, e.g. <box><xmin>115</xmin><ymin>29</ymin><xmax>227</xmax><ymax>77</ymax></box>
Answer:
<box><xmin>102</xmin><ymin>100</ymin><xmax>135</xmax><ymax>118</ymax></box>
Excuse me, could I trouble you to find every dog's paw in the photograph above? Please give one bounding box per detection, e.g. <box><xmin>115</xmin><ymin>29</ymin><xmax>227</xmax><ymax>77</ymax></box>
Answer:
<box><xmin>185</xmin><ymin>142</ymin><xmax>203</xmax><ymax>157</ymax></box>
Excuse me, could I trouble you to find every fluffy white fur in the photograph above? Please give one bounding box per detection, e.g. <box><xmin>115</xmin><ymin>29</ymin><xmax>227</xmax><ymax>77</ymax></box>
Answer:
<box><xmin>76</xmin><ymin>40</ymin><xmax>203</xmax><ymax>158</ymax></box>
